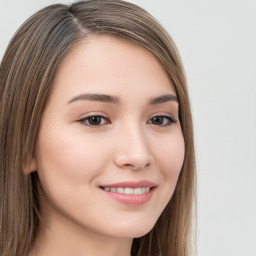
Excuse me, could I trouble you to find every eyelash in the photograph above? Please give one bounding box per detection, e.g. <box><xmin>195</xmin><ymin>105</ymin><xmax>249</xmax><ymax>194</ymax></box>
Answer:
<box><xmin>78</xmin><ymin>114</ymin><xmax>110</xmax><ymax>128</ymax></box>
<box><xmin>78</xmin><ymin>114</ymin><xmax>177</xmax><ymax>128</ymax></box>
<box><xmin>147</xmin><ymin>115</ymin><xmax>177</xmax><ymax>126</ymax></box>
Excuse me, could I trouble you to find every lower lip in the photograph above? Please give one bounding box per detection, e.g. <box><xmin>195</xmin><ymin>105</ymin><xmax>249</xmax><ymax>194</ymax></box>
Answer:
<box><xmin>101</xmin><ymin>188</ymin><xmax>155</xmax><ymax>205</ymax></box>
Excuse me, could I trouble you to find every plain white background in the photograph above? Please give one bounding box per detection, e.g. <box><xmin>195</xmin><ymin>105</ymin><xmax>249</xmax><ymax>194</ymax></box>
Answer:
<box><xmin>0</xmin><ymin>0</ymin><xmax>255</xmax><ymax>255</ymax></box>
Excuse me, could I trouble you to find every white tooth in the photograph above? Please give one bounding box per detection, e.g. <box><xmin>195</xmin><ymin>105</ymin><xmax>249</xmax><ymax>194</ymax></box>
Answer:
<box><xmin>104</xmin><ymin>187</ymin><xmax>111</xmax><ymax>192</ymax></box>
<box><xmin>134</xmin><ymin>188</ymin><xmax>142</xmax><ymax>195</ymax></box>
<box><xmin>124</xmin><ymin>188</ymin><xmax>133</xmax><ymax>194</ymax></box>
<box><xmin>141</xmin><ymin>187</ymin><xmax>146</xmax><ymax>194</ymax></box>
<box><xmin>145</xmin><ymin>187</ymin><xmax>150</xmax><ymax>193</ymax></box>
<box><xmin>117</xmin><ymin>187</ymin><xmax>124</xmax><ymax>193</ymax></box>
<box><xmin>111</xmin><ymin>187</ymin><xmax>117</xmax><ymax>192</ymax></box>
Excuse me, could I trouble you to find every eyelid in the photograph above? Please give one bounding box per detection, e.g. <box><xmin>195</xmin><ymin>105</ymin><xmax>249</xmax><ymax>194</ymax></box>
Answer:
<box><xmin>77</xmin><ymin>111</ymin><xmax>109</xmax><ymax>119</ymax></box>
<box><xmin>147</xmin><ymin>112</ymin><xmax>178</xmax><ymax>126</ymax></box>
<box><xmin>148</xmin><ymin>111</ymin><xmax>177</xmax><ymax>120</ymax></box>
<box><xmin>76</xmin><ymin>111</ymin><xmax>178</xmax><ymax>128</ymax></box>
<box><xmin>77</xmin><ymin>112</ymin><xmax>111</xmax><ymax>128</ymax></box>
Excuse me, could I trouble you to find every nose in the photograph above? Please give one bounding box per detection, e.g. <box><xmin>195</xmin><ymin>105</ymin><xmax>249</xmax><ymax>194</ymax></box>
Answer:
<box><xmin>113</xmin><ymin>124</ymin><xmax>153</xmax><ymax>170</ymax></box>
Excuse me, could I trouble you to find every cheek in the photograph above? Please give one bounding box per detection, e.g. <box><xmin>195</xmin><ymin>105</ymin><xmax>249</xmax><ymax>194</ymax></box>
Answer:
<box><xmin>35</xmin><ymin>127</ymin><xmax>113</xmax><ymax>221</ymax></box>
<box><xmin>154</xmin><ymin>130</ymin><xmax>185</xmax><ymax>182</ymax></box>
<box><xmin>35</xmin><ymin>126</ymin><xmax>112</xmax><ymax>186</ymax></box>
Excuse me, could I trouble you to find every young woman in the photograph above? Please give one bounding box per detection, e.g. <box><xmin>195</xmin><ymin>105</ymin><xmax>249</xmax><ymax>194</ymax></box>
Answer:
<box><xmin>0</xmin><ymin>0</ymin><xmax>196</xmax><ymax>255</ymax></box>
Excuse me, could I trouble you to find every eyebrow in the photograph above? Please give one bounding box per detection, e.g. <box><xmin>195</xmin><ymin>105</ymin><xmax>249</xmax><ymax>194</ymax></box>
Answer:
<box><xmin>67</xmin><ymin>93</ymin><xmax>119</xmax><ymax>104</ymax></box>
<box><xmin>67</xmin><ymin>93</ymin><xmax>178</xmax><ymax>105</ymax></box>
<box><xmin>149</xmin><ymin>94</ymin><xmax>179</xmax><ymax>105</ymax></box>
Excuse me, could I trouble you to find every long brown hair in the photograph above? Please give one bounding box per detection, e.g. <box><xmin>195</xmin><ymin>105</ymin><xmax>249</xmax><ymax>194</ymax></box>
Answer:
<box><xmin>0</xmin><ymin>1</ymin><xmax>196</xmax><ymax>255</ymax></box>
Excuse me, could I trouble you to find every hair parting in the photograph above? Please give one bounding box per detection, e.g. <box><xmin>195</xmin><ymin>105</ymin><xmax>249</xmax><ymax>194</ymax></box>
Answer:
<box><xmin>0</xmin><ymin>1</ymin><xmax>196</xmax><ymax>255</ymax></box>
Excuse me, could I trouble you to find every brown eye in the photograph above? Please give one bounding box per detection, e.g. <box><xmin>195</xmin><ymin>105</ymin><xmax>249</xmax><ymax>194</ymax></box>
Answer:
<box><xmin>148</xmin><ymin>116</ymin><xmax>176</xmax><ymax>126</ymax></box>
<box><xmin>151</xmin><ymin>116</ymin><xmax>164</xmax><ymax>125</ymax></box>
<box><xmin>87</xmin><ymin>116</ymin><xmax>102</xmax><ymax>125</ymax></box>
<box><xmin>79</xmin><ymin>115</ymin><xmax>109</xmax><ymax>127</ymax></box>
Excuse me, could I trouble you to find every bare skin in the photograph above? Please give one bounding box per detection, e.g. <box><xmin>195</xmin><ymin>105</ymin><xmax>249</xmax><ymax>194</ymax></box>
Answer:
<box><xmin>28</xmin><ymin>35</ymin><xmax>184</xmax><ymax>256</ymax></box>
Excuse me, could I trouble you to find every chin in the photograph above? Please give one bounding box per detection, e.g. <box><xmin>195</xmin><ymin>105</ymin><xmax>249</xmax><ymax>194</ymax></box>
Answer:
<box><xmin>108</xmin><ymin>218</ymin><xmax>157</xmax><ymax>239</ymax></box>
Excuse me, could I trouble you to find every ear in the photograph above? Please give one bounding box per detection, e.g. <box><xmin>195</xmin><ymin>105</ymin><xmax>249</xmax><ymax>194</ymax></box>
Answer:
<box><xmin>23</xmin><ymin>157</ymin><xmax>37</xmax><ymax>175</ymax></box>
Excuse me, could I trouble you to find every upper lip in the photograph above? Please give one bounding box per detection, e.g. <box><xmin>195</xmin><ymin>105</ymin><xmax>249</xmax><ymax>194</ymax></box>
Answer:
<box><xmin>100</xmin><ymin>180</ymin><xmax>156</xmax><ymax>188</ymax></box>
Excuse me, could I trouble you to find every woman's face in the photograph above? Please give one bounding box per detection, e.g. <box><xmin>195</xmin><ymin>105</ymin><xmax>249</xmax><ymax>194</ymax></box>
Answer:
<box><xmin>34</xmin><ymin>35</ymin><xmax>184</xmax><ymax>239</ymax></box>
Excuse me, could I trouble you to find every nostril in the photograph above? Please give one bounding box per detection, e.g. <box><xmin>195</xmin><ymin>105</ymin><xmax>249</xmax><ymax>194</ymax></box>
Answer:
<box><xmin>124</xmin><ymin>164</ymin><xmax>133</xmax><ymax>167</ymax></box>
<box><xmin>122</xmin><ymin>162</ymin><xmax>150</xmax><ymax>170</ymax></box>
<box><xmin>114</xmin><ymin>150</ymin><xmax>153</xmax><ymax>170</ymax></box>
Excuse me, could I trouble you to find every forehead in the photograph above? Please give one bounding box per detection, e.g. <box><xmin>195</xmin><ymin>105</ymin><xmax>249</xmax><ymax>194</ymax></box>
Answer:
<box><xmin>51</xmin><ymin>35</ymin><xmax>176</xmax><ymax>103</ymax></box>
